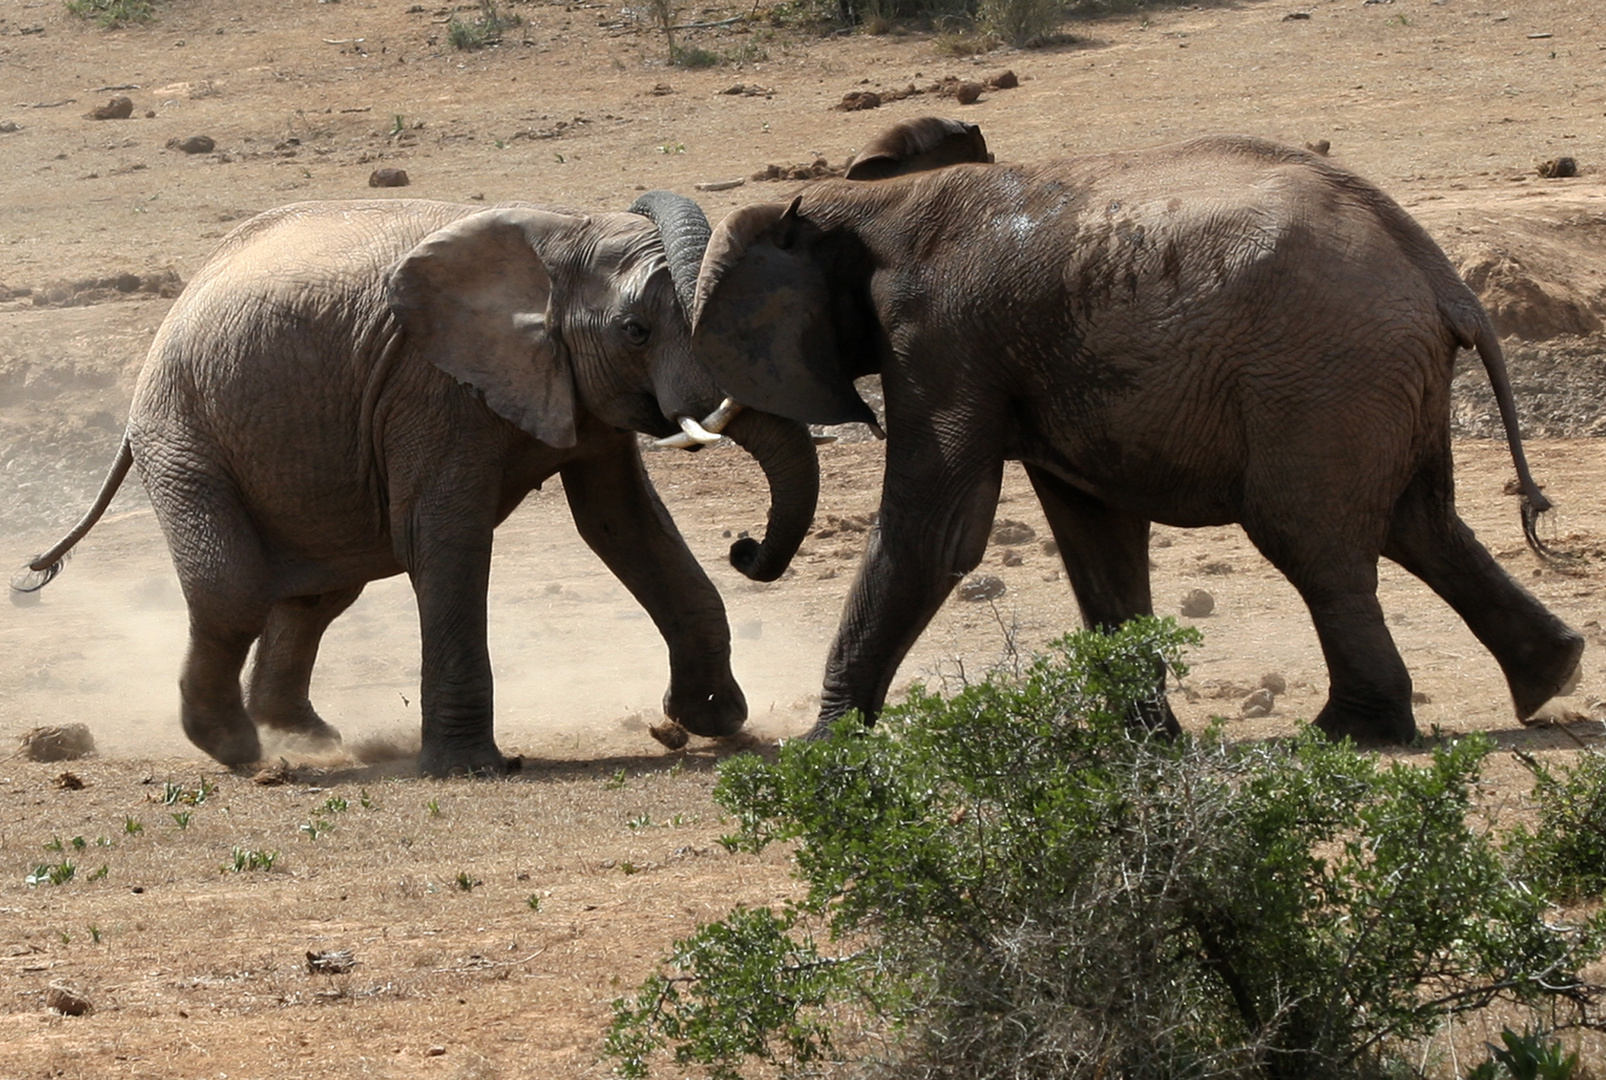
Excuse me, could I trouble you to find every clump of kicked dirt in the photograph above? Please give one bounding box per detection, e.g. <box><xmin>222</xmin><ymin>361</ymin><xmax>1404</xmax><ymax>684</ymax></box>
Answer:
<box><xmin>14</xmin><ymin>722</ymin><xmax>96</xmax><ymax>761</ymax></box>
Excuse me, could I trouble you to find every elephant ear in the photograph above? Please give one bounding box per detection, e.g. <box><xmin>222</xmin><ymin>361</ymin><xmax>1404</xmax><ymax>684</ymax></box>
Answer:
<box><xmin>691</xmin><ymin>200</ymin><xmax>876</xmax><ymax>428</ymax></box>
<box><xmin>388</xmin><ymin>207</ymin><xmax>579</xmax><ymax>449</ymax></box>
<box><xmin>844</xmin><ymin>117</ymin><xmax>992</xmax><ymax>180</ymax></box>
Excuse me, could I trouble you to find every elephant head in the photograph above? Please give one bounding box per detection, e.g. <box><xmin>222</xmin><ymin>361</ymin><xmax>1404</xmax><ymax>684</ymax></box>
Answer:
<box><xmin>844</xmin><ymin>116</ymin><xmax>992</xmax><ymax>180</ymax></box>
<box><xmin>386</xmin><ymin>195</ymin><xmax>819</xmax><ymax>582</ymax></box>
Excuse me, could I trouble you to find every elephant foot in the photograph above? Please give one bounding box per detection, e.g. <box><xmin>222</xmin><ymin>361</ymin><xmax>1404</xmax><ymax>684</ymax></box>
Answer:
<box><xmin>418</xmin><ymin>739</ymin><xmax>516</xmax><ymax>778</ymax></box>
<box><xmin>182</xmin><ymin>711</ymin><xmax>264</xmax><ymax>768</ymax></box>
<box><xmin>255</xmin><ymin>703</ymin><xmax>344</xmax><ymax>749</ymax></box>
<box><xmin>664</xmin><ymin>677</ymin><xmax>747</xmax><ymax>738</ymax></box>
<box><xmin>1313</xmin><ymin>697</ymin><xmax>1417</xmax><ymax>746</ymax></box>
<box><xmin>1509</xmin><ymin>629</ymin><xmax>1586</xmax><ymax>720</ymax></box>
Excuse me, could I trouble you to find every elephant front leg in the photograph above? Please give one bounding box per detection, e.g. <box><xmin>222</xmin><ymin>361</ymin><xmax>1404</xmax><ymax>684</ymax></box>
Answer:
<box><xmin>561</xmin><ymin>440</ymin><xmax>746</xmax><ymax>738</ymax></box>
<box><xmin>401</xmin><ymin>517</ymin><xmax>511</xmax><ymax>777</ymax></box>
<box><xmin>246</xmin><ymin>586</ymin><xmax>365</xmax><ymax>748</ymax></box>
<box><xmin>814</xmin><ymin>446</ymin><xmax>1004</xmax><ymax>735</ymax></box>
<box><xmin>1024</xmin><ymin>464</ymin><xmax>1178</xmax><ymax>736</ymax></box>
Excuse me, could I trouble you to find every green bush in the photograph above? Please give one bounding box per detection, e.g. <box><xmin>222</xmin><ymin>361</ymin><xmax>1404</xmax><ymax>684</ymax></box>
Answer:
<box><xmin>1508</xmin><ymin>749</ymin><xmax>1606</xmax><ymax>901</ymax></box>
<box><xmin>609</xmin><ymin>620</ymin><xmax>1606</xmax><ymax>1080</ymax></box>
<box><xmin>65</xmin><ymin>0</ymin><xmax>156</xmax><ymax>27</ymax></box>
<box><xmin>447</xmin><ymin>0</ymin><xmax>521</xmax><ymax>50</ymax></box>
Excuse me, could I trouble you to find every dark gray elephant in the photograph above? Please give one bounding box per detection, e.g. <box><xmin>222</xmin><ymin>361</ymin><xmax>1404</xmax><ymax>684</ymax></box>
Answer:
<box><xmin>12</xmin><ymin>193</ymin><xmax>818</xmax><ymax>776</ymax></box>
<box><xmin>689</xmin><ymin>134</ymin><xmax>1584</xmax><ymax>744</ymax></box>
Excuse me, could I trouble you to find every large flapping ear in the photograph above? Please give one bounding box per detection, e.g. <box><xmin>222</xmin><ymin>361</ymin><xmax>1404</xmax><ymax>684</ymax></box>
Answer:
<box><xmin>691</xmin><ymin>200</ymin><xmax>876</xmax><ymax>428</ymax></box>
<box><xmin>844</xmin><ymin>116</ymin><xmax>992</xmax><ymax>180</ymax></box>
<box><xmin>388</xmin><ymin>208</ymin><xmax>579</xmax><ymax>449</ymax></box>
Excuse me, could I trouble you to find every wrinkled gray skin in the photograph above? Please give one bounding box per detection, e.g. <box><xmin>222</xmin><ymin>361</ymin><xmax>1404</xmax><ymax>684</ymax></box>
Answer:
<box><xmin>692</xmin><ymin>135</ymin><xmax>1585</xmax><ymax>744</ymax></box>
<box><xmin>16</xmin><ymin>198</ymin><xmax>818</xmax><ymax>776</ymax></box>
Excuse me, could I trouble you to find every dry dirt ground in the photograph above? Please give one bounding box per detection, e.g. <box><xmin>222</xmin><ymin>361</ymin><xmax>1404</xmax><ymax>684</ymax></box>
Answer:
<box><xmin>3</xmin><ymin>0</ymin><xmax>1606</xmax><ymax>1075</ymax></box>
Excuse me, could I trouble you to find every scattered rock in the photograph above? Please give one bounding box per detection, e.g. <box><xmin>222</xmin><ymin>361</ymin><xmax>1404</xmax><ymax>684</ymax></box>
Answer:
<box><xmin>957</xmin><ymin>574</ymin><xmax>1007</xmax><ymax>602</ymax></box>
<box><xmin>1303</xmin><ymin>138</ymin><xmax>1330</xmax><ymax>155</ymax></box>
<box><xmin>166</xmin><ymin>134</ymin><xmax>215</xmax><ymax>154</ymax></box>
<box><xmin>84</xmin><ymin>95</ymin><xmax>133</xmax><ymax>121</ymax></box>
<box><xmin>990</xmin><ymin>519</ymin><xmax>1036</xmax><ymax>546</ymax></box>
<box><xmin>0</xmin><ymin>120</ymin><xmax>19</xmax><ymax>134</ymax></box>
<box><xmin>1040</xmin><ymin>539</ymin><xmax>1059</xmax><ymax>557</ymax></box>
<box><xmin>306</xmin><ymin>949</ymin><xmax>356</xmax><ymax>975</ymax></box>
<box><xmin>751</xmin><ymin>158</ymin><xmax>844</xmax><ymax>182</ymax></box>
<box><xmin>1536</xmin><ymin>156</ymin><xmax>1578</xmax><ymax>179</ymax></box>
<box><xmin>1199</xmin><ymin>560</ymin><xmax>1234</xmax><ymax>575</ymax></box>
<box><xmin>45</xmin><ymin>983</ymin><xmax>92</xmax><ymax>1017</ymax></box>
<box><xmin>1259</xmin><ymin>672</ymin><xmax>1288</xmax><ymax>696</ymax></box>
<box><xmin>649</xmin><ymin>83</ymin><xmax>674</xmax><ymax>95</ymax></box>
<box><xmin>953</xmin><ymin>81</ymin><xmax>983</xmax><ymax>105</ymax></box>
<box><xmin>648</xmin><ymin>719</ymin><xmax>689</xmax><ymax>751</ymax></box>
<box><xmin>1179</xmin><ymin>588</ymin><xmax>1215</xmax><ymax>617</ymax></box>
<box><xmin>988</xmin><ymin>70</ymin><xmax>1018</xmax><ymax>89</ymax></box>
<box><xmin>1241</xmin><ymin>688</ymin><xmax>1275</xmax><ymax>718</ymax></box>
<box><xmin>1283</xmin><ymin>11</ymin><xmax>1312</xmax><ymax>20</ymax></box>
<box><xmin>368</xmin><ymin>167</ymin><xmax>410</xmax><ymax>187</ymax></box>
<box><xmin>1000</xmin><ymin>548</ymin><xmax>1023</xmax><ymax>567</ymax></box>
<box><xmin>837</xmin><ymin>90</ymin><xmax>882</xmax><ymax>111</ymax></box>
<box><xmin>17</xmin><ymin>724</ymin><xmax>96</xmax><ymax>762</ymax></box>
<box><xmin>54</xmin><ymin>771</ymin><xmax>85</xmax><ymax>790</ymax></box>
<box><xmin>1411</xmin><ymin>690</ymin><xmax>1432</xmax><ymax>705</ymax></box>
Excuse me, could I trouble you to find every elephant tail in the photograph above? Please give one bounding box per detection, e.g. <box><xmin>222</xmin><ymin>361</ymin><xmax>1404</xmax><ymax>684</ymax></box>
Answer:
<box><xmin>1453</xmin><ymin>305</ymin><xmax>1552</xmax><ymax>557</ymax></box>
<box><xmin>10</xmin><ymin>436</ymin><xmax>134</xmax><ymax>593</ymax></box>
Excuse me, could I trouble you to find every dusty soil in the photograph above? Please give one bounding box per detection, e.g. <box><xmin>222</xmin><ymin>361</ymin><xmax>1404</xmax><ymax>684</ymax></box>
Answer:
<box><xmin>3</xmin><ymin>0</ymin><xmax>1606</xmax><ymax>1075</ymax></box>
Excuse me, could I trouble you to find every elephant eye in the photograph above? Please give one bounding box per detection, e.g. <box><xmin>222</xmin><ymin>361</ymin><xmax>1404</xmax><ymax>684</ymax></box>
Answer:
<box><xmin>619</xmin><ymin>315</ymin><xmax>651</xmax><ymax>347</ymax></box>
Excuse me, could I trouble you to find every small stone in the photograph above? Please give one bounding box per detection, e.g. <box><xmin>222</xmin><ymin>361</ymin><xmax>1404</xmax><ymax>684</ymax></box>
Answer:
<box><xmin>54</xmin><ymin>771</ymin><xmax>85</xmax><ymax>790</ymax></box>
<box><xmin>17</xmin><ymin>724</ymin><xmax>96</xmax><ymax>762</ymax></box>
<box><xmin>990</xmin><ymin>520</ymin><xmax>1036</xmax><ymax>546</ymax></box>
<box><xmin>85</xmin><ymin>95</ymin><xmax>134</xmax><ymax>121</ymax></box>
<box><xmin>1000</xmin><ymin>549</ymin><xmax>1023</xmax><ymax>567</ymax></box>
<box><xmin>1240</xmin><ymin>688</ymin><xmax>1275</xmax><ymax>718</ymax></box>
<box><xmin>45</xmin><ymin>983</ymin><xmax>92</xmax><ymax>1017</ymax></box>
<box><xmin>1179</xmin><ymin>588</ymin><xmax>1215</xmax><ymax>617</ymax></box>
<box><xmin>426</xmin><ymin>1046</ymin><xmax>446</xmax><ymax>1057</ymax></box>
<box><xmin>1536</xmin><ymin>157</ymin><xmax>1578</xmax><ymax>179</ymax></box>
<box><xmin>306</xmin><ymin>949</ymin><xmax>356</xmax><ymax>974</ymax></box>
<box><xmin>836</xmin><ymin>90</ymin><xmax>881</xmax><ymax>111</ymax></box>
<box><xmin>648</xmin><ymin>719</ymin><xmax>688</xmax><ymax>751</ymax></box>
<box><xmin>957</xmin><ymin>574</ymin><xmax>1006</xmax><ymax>602</ymax></box>
<box><xmin>954</xmin><ymin>81</ymin><xmax>983</xmax><ymax>105</ymax></box>
<box><xmin>1411</xmin><ymin>690</ymin><xmax>1432</xmax><ymax>705</ymax></box>
<box><xmin>1259</xmin><ymin>672</ymin><xmax>1287</xmax><ymax>696</ymax></box>
<box><xmin>1040</xmin><ymin>539</ymin><xmax>1058</xmax><ymax>557</ymax></box>
<box><xmin>987</xmin><ymin>69</ymin><xmax>1018</xmax><ymax>89</ymax></box>
<box><xmin>251</xmin><ymin>760</ymin><xmax>295</xmax><ymax>786</ymax></box>
<box><xmin>368</xmin><ymin>167</ymin><xmax>410</xmax><ymax>187</ymax></box>
<box><xmin>167</xmin><ymin>134</ymin><xmax>215</xmax><ymax>154</ymax></box>
<box><xmin>1303</xmin><ymin>138</ymin><xmax>1330</xmax><ymax>155</ymax></box>
<box><xmin>0</xmin><ymin>120</ymin><xmax>19</xmax><ymax>133</ymax></box>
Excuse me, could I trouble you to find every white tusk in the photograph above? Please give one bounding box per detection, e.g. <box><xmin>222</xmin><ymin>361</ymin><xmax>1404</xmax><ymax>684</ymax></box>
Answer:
<box><xmin>675</xmin><ymin>414</ymin><xmax>724</xmax><ymax>445</ymax></box>
<box><xmin>654</xmin><ymin>430</ymin><xmax>701</xmax><ymax>450</ymax></box>
<box><xmin>697</xmin><ymin>398</ymin><xmax>743</xmax><ymax>435</ymax></box>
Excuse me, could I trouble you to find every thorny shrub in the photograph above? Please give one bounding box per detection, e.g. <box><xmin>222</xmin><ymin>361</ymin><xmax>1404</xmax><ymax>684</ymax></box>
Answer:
<box><xmin>609</xmin><ymin>619</ymin><xmax>1606</xmax><ymax>1080</ymax></box>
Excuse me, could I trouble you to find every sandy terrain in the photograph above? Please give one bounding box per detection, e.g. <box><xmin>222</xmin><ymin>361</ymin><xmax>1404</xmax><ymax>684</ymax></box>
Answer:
<box><xmin>2</xmin><ymin>0</ymin><xmax>1606</xmax><ymax>1075</ymax></box>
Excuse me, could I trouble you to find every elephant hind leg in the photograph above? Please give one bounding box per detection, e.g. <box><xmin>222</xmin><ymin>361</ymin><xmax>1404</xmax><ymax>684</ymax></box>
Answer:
<box><xmin>1241</xmin><ymin>507</ymin><xmax>1415</xmax><ymax>743</ymax></box>
<box><xmin>246</xmin><ymin>585</ymin><xmax>365</xmax><ymax>747</ymax></box>
<box><xmin>1024</xmin><ymin>465</ymin><xmax>1178</xmax><ymax>736</ymax></box>
<box><xmin>1382</xmin><ymin>457</ymin><xmax>1584</xmax><ymax>720</ymax></box>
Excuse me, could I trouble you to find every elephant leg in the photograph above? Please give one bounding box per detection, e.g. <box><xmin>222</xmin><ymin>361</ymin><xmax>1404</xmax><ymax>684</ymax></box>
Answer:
<box><xmin>246</xmin><ymin>585</ymin><xmax>365</xmax><ymax>745</ymax></box>
<box><xmin>1241</xmin><ymin>508</ymin><xmax>1414</xmax><ymax>743</ymax></box>
<box><xmin>814</xmin><ymin>436</ymin><xmax>1004</xmax><ymax>734</ymax></box>
<box><xmin>153</xmin><ymin>477</ymin><xmax>272</xmax><ymax>767</ymax></box>
<box><xmin>1381</xmin><ymin>454</ymin><xmax>1584</xmax><ymax>719</ymax></box>
<box><xmin>396</xmin><ymin>493</ymin><xmax>507</xmax><ymax>777</ymax></box>
<box><xmin>560</xmin><ymin>437</ymin><xmax>745</xmax><ymax>738</ymax></box>
<box><xmin>1024</xmin><ymin>465</ymin><xmax>1178</xmax><ymax>735</ymax></box>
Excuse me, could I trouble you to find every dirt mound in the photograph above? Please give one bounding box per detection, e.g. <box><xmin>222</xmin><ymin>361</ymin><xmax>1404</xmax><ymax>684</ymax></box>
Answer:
<box><xmin>1458</xmin><ymin>249</ymin><xmax>1603</xmax><ymax>341</ymax></box>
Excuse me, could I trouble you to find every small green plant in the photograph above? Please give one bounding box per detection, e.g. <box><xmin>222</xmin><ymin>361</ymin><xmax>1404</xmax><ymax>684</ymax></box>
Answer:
<box><xmin>322</xmin><ymin>795</ymin><xmax>348</xmax><ymax>814</ymax></box>
<box><xmin>669</xmin><ymin>44</ymin><xmax>722</xmax><ymax>69</ymax></box>
<box><xmin>610</xmin><ymin>620</ymin><xmax>1606</xmax><ymax>1080</ymax></box>
<box><xmin>391</xmin><ymin>114</ymin><xmax>406</xmax><ymax>137</ymax></box>
<box><xmin>299</xmin><ymin>818</ymin><xmax>334</xmax><ymax>841</ymax></box>
<box><xmin>1508</xmin><ymin>749</ymin><xmax>1606</xmax><ymax>900</ymax></box>
<box><xmin>447</xmin><ymin>0</ymin><xmax>521</xmax><ymax>50</ymax></box>
<box><xmin>43</xmin><ymin>837</ymin><xmax>64</xmax><ymax>852</ymax></box>
<box><xmin>619</xmin><ymin>860</ymin><xmax>640</xmax><ymax>875</ymax></box>
<box><xmin>425</xmin><ymin>798</ymin><xmax>442</xmax><ymax>818</ymax></box>
<box><xmin>123</xmin><ymin>816</ymin><xmax>144</xmax><ymax>836</ymax></box>
<box><xmin>162</xmin><ymin>778</ymin><xmax>214</xmax><ymax>806</ymax></box>
<box><xmin>65</xmin><ymin>0</ymin><xmax>156</xmax><ymax>28</ymax></box>
<box><xmin>95</xmin><ymin>836</ymin><xmax>114</xmax><ymax>848</ymax></box>
<box><xmin>88</xmin><ymin>925</ymin><xmax>102</xmax><ymax>943</ymax></box>
<box><xmin>226</xmin><ymin>847</ymin><xmax>278</xmax><ymax>873</ymax></box>
<box><xmin>527</xmin><ymin>894</ymin><xmax>543</xmax><ymax>912</ymax></box>
<box><xmin>657</xmin><ymin>142</ymin><xmax>686</xmax><ymax>155</ymax></box>
<box><xmin>627</xmin><ymin>812</ymin><xmax>653</xmax><ymax>830</ymax></box>
<box><xmin>605</xmin><ymin>769</ymin><xmax>629</xmax><ymax>790</ymax></box>
<box><xmin>455</xmin><ymin>872</ymin><xmax>479</xmax><ymax>892</ymax></box>
<box><xmin>1475</xmin><ymin>1027</ymin><xmax>1582</xmax><ymax>1080</ymax></box>
<box><xmin>27</xmin><ymin>861</ymin><xmax>76</xmax><ymax>886</ymax></box>
<box><xmin>360</xmin><ymin>788</ymin><xmax>376</xmax><ymax>810</ymax></box>
<box><xmin>88</xmin><ymin>864</ymin><xmax>108</xmax><ymax>882</ymax></box>
<box><xmin>170</xmin><ymin>810</ymin><xmax>192</xmax><ymax>829</ymax></box>
<box><xmin>69</xmin><ymin>836</ymin><xmax>87</xmax><ymax>851</ymax></box>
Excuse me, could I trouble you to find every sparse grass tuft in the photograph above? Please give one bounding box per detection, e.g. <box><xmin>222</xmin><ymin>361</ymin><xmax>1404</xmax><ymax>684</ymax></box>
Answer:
<box><xmin>65</xmin><ymin>0</ymin><xmax>156</xmax><ymax>28</ymax></box>
<box><xmin>225</xmin><ymin>847</ymin><xmax>278</xmax><ymax>873</ymax></box>
<box><xmin>447</xmin><ymin>0</ymin><xmax>521</xmax><ymax>50</ymax></box>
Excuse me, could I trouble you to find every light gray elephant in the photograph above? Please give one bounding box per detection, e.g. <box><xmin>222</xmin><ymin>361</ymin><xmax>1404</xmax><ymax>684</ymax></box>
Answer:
<box><xmin>689</xmin><ymin>134</ymin><xmax>1584</xmax><ymax>744</ymax></box>
<box><xmin>12</xmin><ymin>193</ymin><xmax>818</xmax><ymax>776</ymax></box>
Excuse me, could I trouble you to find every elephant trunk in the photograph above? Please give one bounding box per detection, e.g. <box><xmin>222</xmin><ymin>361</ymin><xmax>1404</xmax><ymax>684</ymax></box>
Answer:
<box><xmin>628</xmin><ymin>189</ymin><xmax>709</xmax><ymax>318</ymax></box>
<box><xmin>718</xmin><ymin>409</ymin><xmax>820</xmax><ymax>583</ymax></box>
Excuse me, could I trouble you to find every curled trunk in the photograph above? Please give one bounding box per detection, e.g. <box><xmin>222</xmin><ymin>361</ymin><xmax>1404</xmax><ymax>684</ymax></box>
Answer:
<box><xmin>718</xmin><ymin>409</ymin><xmax>819</xmax><ymax>582</ymax></box>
